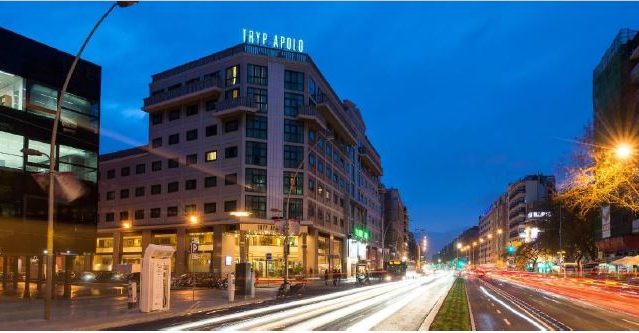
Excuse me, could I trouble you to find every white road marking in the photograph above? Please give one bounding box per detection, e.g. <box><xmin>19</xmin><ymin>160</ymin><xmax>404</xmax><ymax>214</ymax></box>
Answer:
<box><xmin>496</xmin><ymin>309</ymin><xmax>502</xmax><ymax>314</ymax></box>
<box><xmin>622</xmin><ymin>319</ymin><xmax>639</xmax><ymax>327</ymax></box>
<box><xmin>479</xmin><ymin>286</ymin><xmax>547</xmax><ymax>331</ymax></box>
<box><xmin>542</xmin><ymin>295</ymin><xmax>560</xmax><ymax>304</ymax></box>
<box><xmin>490</xmin><ymin>302</ymin><xmax>495</xmax><ymax>307</ymax></box>
<box><xmin>503</xmin><ymin>318</ymin><xmax>511</xmax><ymax>326</ymax></box>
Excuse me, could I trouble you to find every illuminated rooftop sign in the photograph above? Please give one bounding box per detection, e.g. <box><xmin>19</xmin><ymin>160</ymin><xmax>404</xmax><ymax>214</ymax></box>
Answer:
<box><xmin>242</xmin><ymin>28</ymin><xmax>304</xmax><ymax>53</ymax></box>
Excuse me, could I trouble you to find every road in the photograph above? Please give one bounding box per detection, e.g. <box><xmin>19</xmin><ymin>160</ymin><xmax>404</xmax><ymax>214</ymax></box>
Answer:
<box><xmin>466</xmin><ymin>273</ymin><xmax>639</xmax><ymax>331</ymax></box>
<box><xmin>112</xmin><ymin>271</ymin><xmax>454</xmax><ymax>331</ymax></box>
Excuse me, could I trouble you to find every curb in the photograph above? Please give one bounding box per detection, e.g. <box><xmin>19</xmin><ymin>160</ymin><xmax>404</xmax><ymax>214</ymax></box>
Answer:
<box><xmin>464</xmin><ymin>278</ymin><xmax>476</xmax><ymax>331</ymax></box>
<box><xmin>418</xmin><ymin>279</ymin><xmax>451</xmax><ymax>331</ymax></box>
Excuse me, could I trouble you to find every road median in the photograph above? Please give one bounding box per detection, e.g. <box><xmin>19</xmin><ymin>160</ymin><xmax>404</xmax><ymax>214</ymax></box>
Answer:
<box><xmin>429</xmin><ymin>277</ymin><xmax>472</xmax><ymax>331</ymax></box>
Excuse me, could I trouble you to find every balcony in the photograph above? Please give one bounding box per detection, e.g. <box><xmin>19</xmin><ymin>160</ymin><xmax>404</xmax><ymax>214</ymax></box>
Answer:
<box><xmin>143</xmin><ymin>77</ymin><xmax>222</xmax><ymax>111</ymax></box>
<box><xmin>315</xmin><ymin>94</ymin><xmax>357</xmax><ymax>145</ymax></box>
<box><xmin>298</xmin><ymin>105</ymin><xmax>327</xmax><ymax>129</ymax></box>
<box><xmin>213</xmin><ymin>96</ymin><xmax>257</xmax><ymax>118</ymax></box>
<box><xmin>358</xmin><ymin>146</ymin><xmax>382</xmax><ymax>177</ymax></box>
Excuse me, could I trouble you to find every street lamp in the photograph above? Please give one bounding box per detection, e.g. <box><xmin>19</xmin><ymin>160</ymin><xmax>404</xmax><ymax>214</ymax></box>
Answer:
<box><xmin>615</xmin><ymin>143</ymin><xmax>633</xmax><ymax>160</ymax></box>
<box><xmin>188</xmin><ymin>214</ymin><xmax>199</xmax><ymax>225</ymax></box>
<box><xmin>121</xmin><ymin>220</ymin><xmax>131</xmax><ymax>229</ymax></box>
<box><xmin>42</xmin><ymin>1</ymin><xmax>137</xmax><ymax>320</ymax></box>
<box><xmin>230</xmin><ymin>211</ymin><xmax>251</xmax><ymax>218</ymax></box>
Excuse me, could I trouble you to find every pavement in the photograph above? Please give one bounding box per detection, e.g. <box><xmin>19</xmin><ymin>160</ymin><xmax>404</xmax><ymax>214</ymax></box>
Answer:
<box><xmin>112</xmin><ymin>271</ymin><xmax>455</xmax><ymax>331</ymax></box>
<box><xmin>466</xmin><ymin>273</ymin><xmax>639</xmax><ymax>331</ymax></box>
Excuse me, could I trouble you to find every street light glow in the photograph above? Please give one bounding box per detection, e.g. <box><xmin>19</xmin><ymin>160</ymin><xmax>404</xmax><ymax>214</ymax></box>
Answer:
<box><xmin>230</xmin><ymin>211</ymin><xmax>251</xmax><ymax>217</ymax></box>
<box><xmin>188</xmin><ymin>214</ymin><xmax>199</xmax><ymax>224</ymax></box>
<box><xmin>456</xmin><ymin>242</ymin><xmax>462</xmax><ymax>249</ymax></box>
<box><xmin>615</xmin><ymin>143</ymin><xmax>633</xmax><ymax>160</ymax></box>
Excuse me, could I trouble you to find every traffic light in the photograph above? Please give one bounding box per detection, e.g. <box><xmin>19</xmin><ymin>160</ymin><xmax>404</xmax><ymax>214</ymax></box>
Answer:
<box><xmin>507</xmin><ymin>244</ymin><xmax>516</xmax><ymax>254</ymax></box>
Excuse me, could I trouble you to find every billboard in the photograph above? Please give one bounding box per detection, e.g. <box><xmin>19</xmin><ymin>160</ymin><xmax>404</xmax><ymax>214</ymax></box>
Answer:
<box><xmin>601</xmin><ymin>205</ymin><xmax>611</xmax><ymax>239</ymax></box>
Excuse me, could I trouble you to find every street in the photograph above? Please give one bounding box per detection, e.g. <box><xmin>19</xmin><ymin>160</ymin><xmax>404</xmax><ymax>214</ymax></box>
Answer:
<box><xmin>111</xmin><ymin>272</ymin><xmax>454</xmax><ymax>331</ymax></box>
<box><xmin>466</xmin><ymin>273</ymin><xmax>639</xmax><ymax>331</ymax></box>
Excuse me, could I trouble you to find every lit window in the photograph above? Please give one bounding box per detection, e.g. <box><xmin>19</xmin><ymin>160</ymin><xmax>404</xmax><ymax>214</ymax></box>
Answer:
<box><xmin>205</xmin><ymin>151</ymin><xmax>217</xmax><ymax>162</ymax></box>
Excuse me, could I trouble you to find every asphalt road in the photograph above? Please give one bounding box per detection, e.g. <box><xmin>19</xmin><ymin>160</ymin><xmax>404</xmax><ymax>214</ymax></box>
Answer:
<box><xmin>467</xmin><ymin>273</ymin><xmax>639</xmax><ymax>331</ymax></box>
<box><xmin>112</xmin><ymin>271</ymin><xmax>454</xmax><ymax>331</ymax></box>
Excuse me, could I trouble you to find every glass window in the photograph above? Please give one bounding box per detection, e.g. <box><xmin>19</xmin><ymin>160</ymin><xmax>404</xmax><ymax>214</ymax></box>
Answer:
<box><xmin>153</xmin><ymin>234</ymin><xmax>176</xmax><ymax>246</ymax></box>
<box><xmin>0</xmin><ymin>70</ymin><xmax>25</xmax><ymax>110</ymax></box>
<box><xmin>205</xmin><ymin>150</ymin><xmax>217</xmax><ymax>162</ymax></box>
<box><xmin>0</xmin><ymin>131</ymin><xmax>24</xmax><ymax>169</ymax></box>
<box><xmin>284</xmin><ymin>119</ymin><xmax>304</xmax><ymax>143</ymax></box>
<box><xmin>205</xmin><ymin>98</ymin><xmax>217</xmax><ymax>112</ymax></box>
<box><xmin>247</xmin><ymin>64</ymin><xmax>268</xmax><ymax>86</ymax></box>
<box><xmin>284</xmin><ymin>70</ymin><xmax>304</xmax><ymax>91</ymax></box>
<box><xmin>168</xmin><ymin>181</ymin><xmax>179</xmax><ymax>193</ymax></box>
<box><xmin>121</xmin><ymin>167</ymin><xmax>130</xmax><ymax>177</ymax></box>
<box><xmin>246</xmin><ymin>168</ymin><xmax>267</xmax><ymax>193</ymax></box>
<box><xmin>225</xmin><ymin>173</ymin><xmax>237</xmax><ymax>185</ymax></box>
<box><xmin>247</xmin><ymin>87</ymin><xmax>267</xmax><ymax>113</ymax></box>
<box><xmin>309</xmin><ymin>76</ymin><xmax>317</xmax><ymax>98</ymax></box>
<box><xmin>186</xmin><ymin>104</ymin><xmax>199</xmax><ymax>116</ymax></box>
<box><xmin>150</xmin><ymin>208</ymin><xmax>161</xmax><ymax>218</ymax></box>
<box><xmin>135</xmin><ymin>163</ymin><xmax>145</xmax><ymax>174</ymax></box>
<box><xmin>151</xmin><ymin>184</ymin><xmax>161</xmax><ymax>195</ymax></box>
<box><xmin>120</xmin><ymin>189</ymin><xmax>129</xmax><ymax>199</ymax></box>
<box><xmin>225</xmin><ymin>146</ymin><xmax>238</xmax><ymax>158</ymax></box>
<box><xmin>151</xmin><ymin>160</ymin><xmax>162</xmax><ymax>171</ymax></box>
<box><xmin>283</xmin><ymin>198</ymin><xmax>303</xmax><ymax>220</ymax></box>
<box><xmin>186</xmin><ymin>129</ymin><xmax>198</xmax><ymax>141</ymax></box>
<box><xmin>135</xmin><ymin>209</ymin><xmax>144</xmax><ymax>220</ymax></box>
<box><xmin>59</xmin><ymin>145</ymin><xmax>97</xmax><ymax>169</ymax></box>
<box><xmin>106</xmin><ymin>191</ymin><xmax>115</xmax><ymax>200</ymax></box>
<box><xmin>224</xmin><ymin>200</ymin><xmax>237</xmax><ymax>212</ymax></box>
<box><xmin>205</xmin><ymin>176</ymin><xmax>217</xmax><ymax>188</ymax></box>
<box><xmin>167</xmin><ymin>206</ymin><xmax>178</xmax><ymax>217</ymax></box>
<box><xmin>284</xmin><ymin>145</ymin><xmax>304</xmax><ymax>168</ymax></box>
<box><xmin>224</xmin><ymin>120</ymin><xmax>239</xmax><ymax>133</ymax></box>
<box><xmin>122</xmin><ymin>235</ymin><xmax>142</xmax><ymax>253</ymax></box>
<box><xmin>206</xmin><ymin>125</ymin><xmax>218</xmax><ymax>137</ymax></box>
<box><xmin>186</xmin><ymin>154</ymin><xmax>197</xmax><ymax>165</ymax></box>
<box><xmin>168</xmin><ymin>133</ymin><xmax>179</xmax><ymax>145</ymax></box>
<box><xmin>309</xmin><ymin>153</ymin><xmax>316</xmax><ymax>167</ymax></box>
<box><xmin>152</xmin><ymin>137</ymin><xmax>162</xmax><ymax>148</ymax></box>
<box><xmin>107</xmin><ymin>169</ymin><xmax>115</xmax><ymax>179</ymax></box>
<box><xmin>168</xmin><ymin>158</ymin><xmax>179</xmax><ymax>168</ymax></box>
<box><xmin>151</xmin><ymin>113</ymin><xmax>163</xmax><ymax>125</ymax></box>
<box><xmin>246</xmin><ymin>115</ymin><xmax>267</xmax><ymax>139</ymax></box>
<box><xmin>246</xmin><ymin>195</ymin><xmax>266</xmax><ymax>219</ymax></box>
<box><xmin>246</xmin><ymin>141</ymin><xmax>267</xmax><ymax>166</ymax></box>
<box><xmin>135</xmin><ymin>186</ymin><xmax>145</xmax><ymax>197</ymax></box>
<box><xmin>284</xmin><ymin>171</ymin><xmax>303</xmax><ymax>195</ymax></box>
<box><xmin>185</xmin><ymin>179</ymin><xmax>197</xmax><ymax>190</ymax></box>
<box><xmin>119</xmin><ymin>211</ymin><xmax>129</xmax><ymax>221</ymax></box>
<box><xmin>28</xmin><ymin>83</ymin><xmax>57</xmax><ymax>112</ymax></box>
<box><xmin>284</xmin><ymin>93</ymin><xmax>304</xmax><ymax>117</ymax></box>
<box><xmin>168</xmin><ymin>109</ymin><xmax>180</xmax><ymax>121</ymax></box>
<box><xmin>225</xmin><ymin>88</ymin><xmax>240</xmax><ymax>100</ymax></box>
<box><xmin>204</xmin><ymin>202</ymin><xmax>217</xmax><ymax>214</ymax></box>
<box><xmin>226</xmin><ymin>65</ymin><xmax>240</xmax><ymax>87</ymax></box>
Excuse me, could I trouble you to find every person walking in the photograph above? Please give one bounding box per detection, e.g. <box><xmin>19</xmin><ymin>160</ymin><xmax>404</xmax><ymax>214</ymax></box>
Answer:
<box><xmin>324</xmin><ymin>269</ymin><xmax>329</xmax><ymax>286</ymax></box>
<box><xmin>336</xmin><ymin>269</ymin><xmax>341</xmax><ymax>286</ymax></box>
<box><xmin>332</xmin><ymin>269</ymin><xmax>338</xmax><ymax>287</ymax></box>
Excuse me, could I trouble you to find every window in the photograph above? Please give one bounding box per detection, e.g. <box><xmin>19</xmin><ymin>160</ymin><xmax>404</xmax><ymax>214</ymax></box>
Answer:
<box><xmin>205</xmin><ymin>98</ymin><xmax>217</xmax><ymax>112</ymax></box>
<box><xmin>284</xmin><ymin>119</ymin><xmax>304</xmax><ymax>143</ymax></box>
<box><xmin>186</xmin><ymin>129</ymin><xmax>198</xmax><ymax>141</ymax></box>
<box><xmin>225</xmin><ymin>146</ymin><xmax>238</xmax><ymax>158</ymax></box>
<box><xmin>284</xmin><ymin>145</ymin><xmax>304</xmax><ymax>168</ymax></box>
<box><xmin>224</xmin><ymin>120</ymin><xmax>239</xmax><ymax>133</ymax></box>
<box><xmin>308</xmin><ymin>178</ymin><xmax>316</xmax><ymax>191</ymax></box>
<box><xmin>284</xmin><ymin>198</ymin><xmax>303</xmax><ymax>219</ymax></box>
<box><xmin>150</xmin><ymin>208</ymin><xmax>161</xmax><ymax>218</ymax></box>
<box><xmin>168</xmin><ymin>134</ymin><xmax>179</xmax><ymax>145</ymax></box>
<box><xmin>135</xmin><ymin>186</ymin><xmax>145</xmax><ymax>197</ymax></box>
<box><xmin>184</xmin><ymin>204</ymin><xmax>195</xmax><ymax>215</ymax></box>
<box><xmin>246</xmin><ymin>195</ymin><xmax>266</xmax><ymax>219</ymax></box>
<box><xmin>151</xmin><ymin>113</ymin><xmax>163</xmax><ymax>125</ymax></box>
<box><xmin>107</xmin><ymin>169</ymin><xmax>115</xmax><ymax>179</ymax></box>
<box><xmin>246</xmin><ymin>115</ymin><xmax>267</xmax><ymax>139</ymax></box>
<box><xmin>308</xmin><ymin>129</ymin><xmax>316</xmax><ymax>142</ymax></box>
<box><xmin>309</xmin><ymin>153</ymin><xmax>316</xmax><ymax>167</ymax></box>
<box><xmin>318</xmin><ymin>160</ymin><xmax>324</xmax><ymax>173</ymax></box>
<box><xmin>309</xmin><ymin>76</ymin><xmax>318</xmax><ymax>98</ymax></box>
<box><xmin>106</xmin><ymin>191</ymin><xmax>115</xmax><ymax>200</ymax></box>
<box><xmin>246</xmin><ymin>141</ymin><xmax>267</xmax><ymax>166</ymax></box>
<box><xmin>246</xmin><ymin>168</ymin><xmax>267</xmax><ymax>193</ymax></box>
<box><xmin>284</xmin><ymin>93</ymin><xmax>304</xmax><ymax>117</ymax></box>
<box><xmin>247</xmin><ymin>64</ymin><xmax>268</xmax><ymax>86</ymax></box>
<box><xmin>185</xmin><ymin>179</ymin><xmax>197</xmax><ymax>190</ymax></box>
<box><xmin>121</xmin><ymin>167</ymin><xmax>130</xmax><ymax>177</ymax></box>
<box><xmin>119</xmin><ymin>211</ymin><xmax>129</xmax><ymax>221</ymax></box>
<box><xmin>167</xmin><ymin>206</ymin><xmax>178</xmax><ymax>217</ymax></box>
<box><xmin>204</xmin><ymin>176</ymin><xmax>217</xmax><ymax>188</ymax></box>
<box><xmin>204</xmin><ymin>202</ymin><xmax>216</xmax><ymax>214</ymax></box>
<box><xmin>105</xmin><ymin>212</ymin><xmax>115</xmax><ymax>222</ymax></box>
<box><xmin>135</xmin><ymin>209</ymin><xmax>144</xmax><ymax>220</ymax></box>
<box><xmin>247</xmin><ymin>87</ymin><xmax>267</xmax><ymax>112</ymax></box>
<box><xmin>205</xmin><ymin>150</ymin><xmax>217</xmax><ymax>162</ymax></box>
<box><xmin>168</xmin><ymin>181</ymin><xmax>179</xmax><ymax>193</ymax></box>
<box><xmin>284</xmin><ymin>171</ymin><xmax>303</xmax><ymax>195</ymax></box>
<box><xmin>225</xmin><ymin>173</ymin><xmax>237</xmax><ymax>185</ymax></box>
<box><xmin>151</xmin><ymin>160</ymin><xmax>162</xmax><ymax>171</ymax></box>
<box><xmin>186</xmin><ymin>154</ymin><xmax>197</xmax><ymax>165</ymax></box>
<box><xmin>186</xmin><ymin>104</ymin><xmax>199</xmax><ymax>116</ymax></box>
<box><xmin>151</xmin><ymin>184</ymin><xmax>161</xmax><ymax>195</ymax></box>
<box><xmin>135</xmin><ymin>163</ymin><xmax>145</xmax><ymax>174</ymax></box>
<box><xmin>284</xmin><ymin>70</ymin><xmax>304</xmax><ymax>91</ymax></box>
<box><xmin>225</xmin><ymin>88</ymin><xmax>240</xmax><ymax>100</ymax></box>
<box><xmin>168</xmin><ymin>109</ymin><xmax>180</xmax><ymax>121</ymax></box>
<box><xmin>204</xmin><ymin>71</ymin><xmax>220</xmax><ymax>82</ymax></box>
<box><xmin>120</xmin><ymin>189</ymin><xmax>130</xmax><ymax>199</ymax></box>
<box><xmin>168</xmin><ymin>158</ymin><xmax>179</xmax><ymax>168</ymax></box>
<box><xmin>224</xmin><ymin>200</ymin><xmax>237</xmax><ymax>212</ymax></box>
<box><xmin>206</xmin><ymin>125</ymin><xmax>218</xmax><ymax>137</ymax></box>
<box><xmin>225</xmin><ymin>65</ymin><xmax>240</xmax><ymax>87</ymax></box>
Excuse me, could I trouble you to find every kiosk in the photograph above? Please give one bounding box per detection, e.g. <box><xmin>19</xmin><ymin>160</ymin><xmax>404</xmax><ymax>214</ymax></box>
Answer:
<box><xmin>139</xmin><ymin>244</ymin><xmax>175</xmax><ymax>313</ymax></box>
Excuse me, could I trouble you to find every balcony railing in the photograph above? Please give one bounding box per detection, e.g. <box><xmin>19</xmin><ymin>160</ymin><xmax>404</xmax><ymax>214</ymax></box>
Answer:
<box><xmin>298</xmin><ymin>105</ymin><xmax>328</xmax><ymax>128</ymax></box>
<box><xmin>214</xmin><ymin>96</ymin><xmax>256</xmax><ymax>113</ymax></box>
<box><xmin>144</xmin><ymin>77</ymin><xmax>221</xmax><ymax>107</ymax></box>
<box><xmin>358</xmin><ymin>145</ymin><xmax>382</xmax><ymax>175</ymax></box>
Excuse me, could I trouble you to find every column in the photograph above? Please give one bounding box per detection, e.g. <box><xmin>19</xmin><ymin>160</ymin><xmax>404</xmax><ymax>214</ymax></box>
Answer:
<box><xmin>11</xmin><ymin>256</ymin><xmax>18</xmax><ymax>291</ymax></box>
<box><xmin>36</xmin><ymin>255</ymin><xmax>43</xmax><ymax>297</ymax></box>
<box><xmin>141</xmin><ymin>230</ymin><xmax>152</xmax><ymax>254</ymax></box>
<box><xmin>328</xmin><ymin>234</ymin><xmax>334</xmax><ymax>272</ymax></box>
<box><xmin>239</xmin><ymin>230</ymin><xmax>248</xmax><ymax>263</ymax></box>
<box><xmin>23</xmin><ymin>256</ymin><xmax>30</xmax><ymax>299</ymax></box>
<box><xmin>301</xmin><ymin>232</ymin><xmax>308</xmax><ymax>276</ymax></box>
<box><xmin>176</xmin><ymin>228</ymin><xmax>186</xmax><ymax>274</ymax></box>
<box><xmin>212</xmin><ymin>225</ymin><xmax>224</xmax><ymax>277</ymax></box>
<box><xmin>112</xmin><ymin>231</ymin><xmax>122</xmax><ymax>265</ymax></box>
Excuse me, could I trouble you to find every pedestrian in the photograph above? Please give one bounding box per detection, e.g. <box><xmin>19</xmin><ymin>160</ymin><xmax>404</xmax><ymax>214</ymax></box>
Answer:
<box><xmin>337</xmin><ymin>269</ymin><xmax>341</xmax><ymax>286</ymax></box>
<box><xmin>332</xmin><ymin>269</ymin><xmax>338</xmax><ymax>286</ymax></box>
<box><xmin>324</xmin><ymin>269</ymin><xmax>329</xmax><ymax>286</ymax></box>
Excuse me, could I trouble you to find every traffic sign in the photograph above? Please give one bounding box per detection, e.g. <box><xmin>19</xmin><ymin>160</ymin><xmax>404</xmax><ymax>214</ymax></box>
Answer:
<box><xmin>266</xmin><ymin>253</ymin><xmax>272</xmax><ymax>261</ymax></box>
<box><xmin>190</xmin><ymin>242</ymin><xmax>199</xmax><ymax>254</ymax></box>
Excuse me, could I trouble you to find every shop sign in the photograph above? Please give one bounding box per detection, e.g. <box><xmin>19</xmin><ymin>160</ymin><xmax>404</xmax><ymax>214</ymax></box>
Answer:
<box><xmin>242</xmin><ymin>28</ymin><xmax>304</xmax><ymax>52</ymax></box>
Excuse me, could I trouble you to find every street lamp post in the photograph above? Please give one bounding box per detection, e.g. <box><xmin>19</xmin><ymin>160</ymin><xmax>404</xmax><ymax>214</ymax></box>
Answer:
<box><xmin>42</xmin><ymin>1</ymin><xmax>136</xmax><ymax>320</ymax></box>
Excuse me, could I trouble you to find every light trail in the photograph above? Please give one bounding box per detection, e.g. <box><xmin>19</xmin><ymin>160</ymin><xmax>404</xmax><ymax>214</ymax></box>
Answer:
<box><xmin>479</xmin><ymin>286</ymin><xmax>547</xmax><ymax>331</ymax></box>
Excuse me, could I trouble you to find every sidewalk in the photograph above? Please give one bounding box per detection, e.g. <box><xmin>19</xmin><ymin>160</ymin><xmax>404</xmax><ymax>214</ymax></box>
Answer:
<box><xmin>0</xmin><ymin>287</ymin><xmax>278</xmax><ymax>331</ymax></box>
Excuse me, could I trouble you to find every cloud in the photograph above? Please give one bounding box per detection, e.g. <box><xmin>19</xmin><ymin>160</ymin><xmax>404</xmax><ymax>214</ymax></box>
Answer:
<box><xmin>119</xmin><ymin>107</ymin><xmax>146</xmax><ymax>120</ymax></box>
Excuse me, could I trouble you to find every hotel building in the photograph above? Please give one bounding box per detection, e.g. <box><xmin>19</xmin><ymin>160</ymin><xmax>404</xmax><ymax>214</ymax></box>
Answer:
<box><xmin>97</xmin><ymin>41</ymin><xmax>384</xmax><ymax>278</ymax></box>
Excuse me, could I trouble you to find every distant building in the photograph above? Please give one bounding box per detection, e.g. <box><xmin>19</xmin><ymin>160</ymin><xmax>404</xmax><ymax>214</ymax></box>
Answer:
<box><xmin>435</xmin><ymin>226</ymin><xmax>479</xmax><ymax>263</ymax></box>
<box><xmin>592</xmin><ymin>28</ymin><xmax>639</xmax><ymax>259</ymax></box>
<box><xmin>506</xmin><ymin>174</ymin><xmax>555</xmax><ymax>244</ymax></box>
<box><xmin>0</xmin><ymin>27</ymin><xmax>101</xmax><ymax>291</ymax></box>
<box><xmin>383</xmin><ymin>188</ymin><xmax>409</xmax><ymax>261</ymax></box>
<box><xmin>478</xmin><ymin>194</ymin><xmax>508</xmax><ymax>265</ymax></box>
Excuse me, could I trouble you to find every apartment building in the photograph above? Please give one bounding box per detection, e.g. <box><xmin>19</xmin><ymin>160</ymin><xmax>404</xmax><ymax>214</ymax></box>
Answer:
<box><xmin>506</xmin><ymin>174</ymin><xmax>555</xmax><ymax>243</ymax></box>
<box><xmin>383</xmin><ymin>188</ymin><xmax>409</xmax><ymax>261</ymax></box>
<box><xmin>478</xmin><ymin>194</ymin><xmax>507</xmax><ymax>265</ymax></box>
<box><xmin>96</xmin><ymin>40</ymin><xmax>384</xmax><ymax>278</ymax></box>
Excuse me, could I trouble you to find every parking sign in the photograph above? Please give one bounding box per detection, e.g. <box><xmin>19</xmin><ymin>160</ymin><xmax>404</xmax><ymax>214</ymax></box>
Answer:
<box><xmin>266</xmin><ymin>253</ymin><xmax>272</xmax><ymax>261</ymax></box>
<box><xmin>190</xmin><ymin>242</ymin><xmax>198</xmax><ymax>253</ymax></box>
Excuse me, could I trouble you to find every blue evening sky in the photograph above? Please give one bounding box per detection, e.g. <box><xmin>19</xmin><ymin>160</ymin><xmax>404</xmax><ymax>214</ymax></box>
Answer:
<box><xmin>2</xmin><ymin>1</ymin><xmax>638</xmax><ymax>253</ymax></box>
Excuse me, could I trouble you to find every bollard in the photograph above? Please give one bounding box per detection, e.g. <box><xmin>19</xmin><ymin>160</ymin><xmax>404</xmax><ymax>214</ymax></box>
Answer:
<box><xmin>227</xmin><ymin>273</ymin><xmax>235</xmax><ymax>302</ymax></box>
<box><xmin>128</xmin><ymin>281</ymin><xmax>137</xmax><ymax>309</ymax></box>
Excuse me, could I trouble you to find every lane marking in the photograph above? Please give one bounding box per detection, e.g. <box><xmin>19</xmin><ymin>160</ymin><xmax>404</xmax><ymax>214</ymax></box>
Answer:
<box><xmin>503</xmin><ymin>318</ymin><xmax>511</xmax><ymax>326</ymax></box>
<box><xmin>496</xmin><ymin>309</ymin><xmax>502</xmax><ymax>314</ymax></box>
<box><xmin>622</xmin><ymin>319</ymin><xmax>639</xmax><ymax>326</ymax></box>
<box><xmin>490</xmin><ymin>302</ymin><xmax>495</xmax><ymax>307</ymax></box>
<box><xmin>479</xmin><ymin>286</ymin><xmax>547</xmax><ymax>331</ymax></box>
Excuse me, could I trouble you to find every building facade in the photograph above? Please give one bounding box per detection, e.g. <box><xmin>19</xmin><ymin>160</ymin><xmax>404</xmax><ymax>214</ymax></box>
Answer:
<box><xmin>383</xmin><ymin>188</ymin><xmax>409</xmax><ymax>261</ymax></box>
<box><xmin>593</xmin><ymin>29</ymin><xmax>639</xmax><ymax>260</ymax></box>
<box><xmin>506</xmin><ymin>174</ymin><xmax>555</xmax><ymax>244</ymax></box>
<box><xmin>435</xmin><ymin>226</ymin><xmax>478</xmax><ymax>264</ymax></box>
<box><xmin>96</xmin><ymin>42</ymin><xmax>384</xmax><ymax>278</ymax></box>
<box><xmin>0</xmin><ymin>28</ymin><xmax>101</xmax><ymax>293</ymax></box>
<box><xmin>477</xmin><ymin>194</ymin><xmax>507</xmax><ymax>265</ymax></box>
